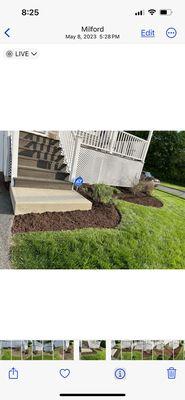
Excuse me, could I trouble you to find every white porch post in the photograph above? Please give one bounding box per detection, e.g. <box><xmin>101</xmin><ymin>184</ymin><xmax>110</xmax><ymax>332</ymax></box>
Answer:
<box><xmin>70</xmin><ymin>133</ymin><xmax>83</xmax><ymax>181</ymax></box>
<box><xmin>109</xmin><ymin>131</ymin><xmax>118</xmax><ymax>153</ymax></box>
<box><xmin>141</xmin><ymin>130</ymin><xmax>153</xmax><ymax>163</ymax></box>
<box><xmin>0</xmin><ymin>131</ymin><xmax>7</xmax><ymax>173</ymax></box>
<box><xmin>11</xmin><ymin>131</ymin><xmax>19</xmax><ymax>186</ymax></box>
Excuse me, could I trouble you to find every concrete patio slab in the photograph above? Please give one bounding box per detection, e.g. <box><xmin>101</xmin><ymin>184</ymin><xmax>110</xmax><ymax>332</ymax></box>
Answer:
<box><xmin>81</xmin><ymin>348</ymin><xmax>93</xmax><ymax>354</ymax></box>
<box><xmin>10</xmin><ymin>187</ymin><xmax>92</xmax><ymax>215</ymax></box>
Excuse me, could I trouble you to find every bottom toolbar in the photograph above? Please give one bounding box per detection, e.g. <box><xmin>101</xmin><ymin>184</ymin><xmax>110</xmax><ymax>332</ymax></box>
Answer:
<box><xmin>0</xmin><ymin>360</ymin><xmax>183</xmax><ymax>400</ymax></box>
<box><xmin>0</xmin><ymin>340</ymin><xmax>184</xmax><ymax>399</ymax></box>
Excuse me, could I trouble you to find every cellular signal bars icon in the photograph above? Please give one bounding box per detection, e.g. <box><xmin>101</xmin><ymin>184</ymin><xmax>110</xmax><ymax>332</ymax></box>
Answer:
<box><xmin>135</xmin><ymin>10</ymin><xmax>145</xmax><ymax>16</ymax></box>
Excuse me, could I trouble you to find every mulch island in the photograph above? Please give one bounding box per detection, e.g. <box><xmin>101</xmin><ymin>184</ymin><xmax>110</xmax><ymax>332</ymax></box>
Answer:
<box><xmin>12</xmin><ymin>183</ymin><xmax>162</xmax><ymax>234</ymax></box>
<box><xmin>79</xmin><ymin>184</ymin><xmax>163</xmax><ymax>208</ymax></box>
<box><xmin>115</xmin><ymin>188</ymin><xmax>163</xmax><ymax>208</ymax></box>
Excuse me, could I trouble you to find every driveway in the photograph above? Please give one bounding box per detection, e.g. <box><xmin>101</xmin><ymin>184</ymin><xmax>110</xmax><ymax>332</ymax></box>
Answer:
<box><xmin>0</xmin><ymin>181</ymin><xmax>14</xmax><ymax>268</ymax></box>
<box><xmin>157</xmin><ymin>185</ymin><xmax>185</xmax><ymax>199</ymax></box>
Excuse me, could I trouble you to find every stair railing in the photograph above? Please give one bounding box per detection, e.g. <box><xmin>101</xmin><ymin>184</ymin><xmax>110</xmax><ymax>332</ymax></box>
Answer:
<box><xmin>59</xmin><ymin>131</ymin><xmax>83</xmax><ymax>180</ymax></box>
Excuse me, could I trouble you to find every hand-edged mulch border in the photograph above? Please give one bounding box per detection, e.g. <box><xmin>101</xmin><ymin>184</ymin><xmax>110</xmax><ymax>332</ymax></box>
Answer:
<box><xmin>12</xmin><ymin>203</ymin><xmax>121</xmax><ymax>234</ymax></box>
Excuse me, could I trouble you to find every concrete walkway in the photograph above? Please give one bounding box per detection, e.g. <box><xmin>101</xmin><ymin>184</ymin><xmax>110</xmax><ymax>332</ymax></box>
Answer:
<box><xmin>0</xmin><ymin>183</ymin><xmax>14</xmax><ymax>268</ymax></box>
<box><xmin>158</xmin><ymin>185</ymin><xmax>185</xmax><ymax>199</ymax></box>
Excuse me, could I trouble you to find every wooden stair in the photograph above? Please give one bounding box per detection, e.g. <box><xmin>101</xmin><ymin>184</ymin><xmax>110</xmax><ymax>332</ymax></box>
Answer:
<box><xmin>11</xmin><ymin>131</ymin><xmax>92</xmax><ymax>215</ymax></box>
<box><xmin>15</xmin><ymin>131</ymin><xmax>72</xmax><ymax>190</ymax></box>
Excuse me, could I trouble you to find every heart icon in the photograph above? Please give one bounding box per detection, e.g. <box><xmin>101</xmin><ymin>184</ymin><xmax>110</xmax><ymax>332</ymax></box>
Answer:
<box><xmin>59</xmin><ymin>369</ymin><xmax>70</xmax><ymax>378</ymax></box>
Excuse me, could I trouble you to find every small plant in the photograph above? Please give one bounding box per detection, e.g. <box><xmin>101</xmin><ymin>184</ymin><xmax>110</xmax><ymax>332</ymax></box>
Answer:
<box><xmin>143</xmin><ymin>181</ymin><xmax>155</xmax><ymax>196</ymax></box>
<box><xmin>92</xmin><ymin>184</ymin><xmax>115</xmax><ymax>204</ymax></box>
<box><xmin>130</xmin><ymin>181</ymin><xmax>155</xmax><ymax>197</ymax></box>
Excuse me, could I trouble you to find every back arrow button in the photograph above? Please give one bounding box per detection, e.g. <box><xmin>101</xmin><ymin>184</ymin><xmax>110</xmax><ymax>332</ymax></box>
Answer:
<box><xmin>5</xmin><ymin>28</ymin><xmax>11</xmax><ymax>37</ymax></box>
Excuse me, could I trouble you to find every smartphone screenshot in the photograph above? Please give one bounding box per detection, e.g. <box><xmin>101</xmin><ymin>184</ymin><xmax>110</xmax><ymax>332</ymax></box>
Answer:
<box><xmin>0</xmin><ymin>1</ymin><xmax>185</xmax><ymax>399</ymax></box>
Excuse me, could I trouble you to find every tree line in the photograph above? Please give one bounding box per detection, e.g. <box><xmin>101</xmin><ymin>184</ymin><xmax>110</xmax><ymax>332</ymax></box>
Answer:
<box><xmin>129</xmin><ymin>131</ymin><xmax>185</xmax><ymax>185</ymax></box>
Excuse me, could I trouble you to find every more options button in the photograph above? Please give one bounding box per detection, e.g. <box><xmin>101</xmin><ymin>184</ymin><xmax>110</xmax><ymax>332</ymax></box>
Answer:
<box><xmin>141</xmin><ymin>29</ymin><xmax>155</xmax><ymax>38</ymax></box>
<box><xmin>166</xmin><ymin>27</ymin><xmax>177</xmax><ymax>38</ymax></box>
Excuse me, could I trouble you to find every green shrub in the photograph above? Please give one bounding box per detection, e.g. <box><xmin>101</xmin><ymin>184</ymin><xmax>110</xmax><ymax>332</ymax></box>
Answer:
<box><xmin>131</xmin><ymin>181</ymin><xmax>155</xmax><ymax>197</ymax></box>
<box><xmin>92</xmin><ymin>183</ymin><xmax>116</xmax><ymax>204</ymax></box>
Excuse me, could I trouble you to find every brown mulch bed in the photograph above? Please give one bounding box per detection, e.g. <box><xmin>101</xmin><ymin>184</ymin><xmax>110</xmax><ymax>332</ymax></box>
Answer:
<box><xmin>12</xmin><ymin>203</ymin><xmax>121</xmax><ymax>234</ymax></box>
<box><xmin>79</xmin><ymin>184</ymin><xmax>163</xmax><ymax>208</ymax></box>
<box><xmin>12</xmin><ymin>183</ymin><xmax>163</xmax><ymax>234</ymax></box>
<box><xmin>116</xmin><ymin>192</ymin><xmax>163</xmax><ymax>208</ymax></box>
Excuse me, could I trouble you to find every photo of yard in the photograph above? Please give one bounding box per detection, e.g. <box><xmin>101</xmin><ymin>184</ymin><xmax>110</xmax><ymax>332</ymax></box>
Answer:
<box><xmin>80</xmin><ymin>340</ymin><xmax>106</xmax><ymax>360</ymax></box>
<box><xmin>0</xmin><ymin>340</ymin><xmax>74</xmax><ymax>360</ymax></box>
<box><xmin>0</xmin><ymin>130</ymin><xmax>185</xmax><ymax>269</ymax></box>
<box><xmin>111</xmin><ymin>340</ymin><xmax>185</xmax><ymax>361</ymax></box>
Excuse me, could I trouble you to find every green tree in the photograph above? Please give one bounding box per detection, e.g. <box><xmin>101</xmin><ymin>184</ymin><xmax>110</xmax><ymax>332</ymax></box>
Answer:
<box><xmin>143</xmin><ymin>131</ymin><xmax>185</xmax><ymax>184</ymax></box>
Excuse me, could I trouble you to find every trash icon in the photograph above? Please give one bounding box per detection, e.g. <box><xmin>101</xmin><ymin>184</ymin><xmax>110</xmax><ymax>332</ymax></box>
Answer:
<box><xmin>167</xmin><ymin>367</ymin><xmax>176</xmax><ymax>380</ymax></box>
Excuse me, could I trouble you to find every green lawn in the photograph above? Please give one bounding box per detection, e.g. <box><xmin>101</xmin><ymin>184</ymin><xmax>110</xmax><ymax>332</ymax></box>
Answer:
<box><xmin>131</xmin><ymin>351</ymin><xmax>143</xmax><ymax>360</ymax></box>
<box><xmin>122</xmin><ymin>352</ymin><xmax>131</xmax><ymax>360</ymax></box>
<box><xmin>80</xmin><ymin>349</ymin><xmax>106</xmax><ymax>360</ymax></box>
<box><xmin>152</xmin><ymin>352</ymin><xmax>163</xmax><ymax>361</ymax></box>
<box><xmin>54</xmin><ymin>348</ymin><xmax>64</xmax><ymax>360</ymax></box>
<box><xmin>1</xmin><ymin>349</ymin><xmax>11</xmax><ymax>360</ymax></box>
<box><xmin>174</xmin><ymin>347</ymin><xmax>184</xmax><ymax>360</ymax></box>
<box><xmin>161</xmin><ymin>182</ymin><xmax>185</xmax><ymax>191</ymax></box>
<box><xmin>11</xmin><ymin>191</ymin><xmax>185</xmax><ymax>269</ymax></box>
<box><xmin>12</xmin><ymin>350</ymin><xmax>21</xmax><ymax>360</ymax></box>
<box><xmin>33</xmin><ymin>354</ymin><xmax>42</xmax><ymax>360</ymax></box>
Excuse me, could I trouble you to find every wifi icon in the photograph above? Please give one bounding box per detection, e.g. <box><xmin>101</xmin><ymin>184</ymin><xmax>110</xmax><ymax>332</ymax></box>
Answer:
<box><xmin>148</xmin><ymin>9</ymin><xmax>156</xmax><ymax>15</ymax></box>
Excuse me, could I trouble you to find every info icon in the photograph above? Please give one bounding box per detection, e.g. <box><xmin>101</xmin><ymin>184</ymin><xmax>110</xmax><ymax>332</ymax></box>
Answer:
<box><xmin>114</xmin><ymin>368</ymin><xmax>126</xmax><ymax>380</ymax></box>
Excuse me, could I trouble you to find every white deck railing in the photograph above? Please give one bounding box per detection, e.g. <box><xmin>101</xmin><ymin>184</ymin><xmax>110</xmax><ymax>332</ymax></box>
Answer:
<box><xmin>77</xmin><ymin>131</ymin><xmax>148</xmax><ymax>161</ymax></box>
<box><xmin>59</xmin><ymin>131</ymin><xmax>151</xmax><ymax>181</ymax></box>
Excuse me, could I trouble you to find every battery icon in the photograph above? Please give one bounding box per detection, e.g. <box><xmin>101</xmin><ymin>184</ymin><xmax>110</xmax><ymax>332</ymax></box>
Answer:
<box><xmin>160</xmin><ymin>9</ymin><xmax>173</xmax><ymax>15</ymax></box>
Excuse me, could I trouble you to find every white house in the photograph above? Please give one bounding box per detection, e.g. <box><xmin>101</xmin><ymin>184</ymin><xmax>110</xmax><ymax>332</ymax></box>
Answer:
<box><xmin>0</xmin><ymin>340</ymin><xmax>28</xmax><ymax>351</ymax></box>
<box><xmin>53</xmin><ymin>340</ymin><xmax>70</xmax><ymax>350</ymax></box>
<box><xmin>32</xmin><ymin>340</ymin><xmax>70</xmax><ymax>352</ymax></box>
<box><xmin>112</xmin><ymin>340</ymin><xmax>182</xmax><ymax>353</ymax></box>
<box><xmin>80</xmin><ymin>340</ymin><xmax>102</xmax><ymax>352</ymax></box>
<box><xmin>0</xmin><ymin>130</ymin><xmax>153</xmax><ymax>215</ymax></box>
<box><xmin>33</xmin><ymin>340</ymin><xmax>43</xmax><ymax>352</ymax></box>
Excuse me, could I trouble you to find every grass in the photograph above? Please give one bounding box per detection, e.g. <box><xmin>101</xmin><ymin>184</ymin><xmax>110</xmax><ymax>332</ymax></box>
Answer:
<box><xmin>174</xmin><ymin>347</ymin><xmax>184</xmax><ymax>360</ymax></box>
<box><xmin>1</xmin><ymin>349</ymin><xmax>11</xmax><ymax>360</ymax></box>
<box><xmin>80</xmin><ymin>349</ymin><xmax>106</xmax><ymax>360</ymax></box>
<box><xmin>33</xmin><ymin>353</ymin><xmax>42</xmax><ymax>360</ymax></box>
<box><xmin>161</xmin><ymin>182</ymin><xmax>185</xmax><ymax>191</ymax></box>
<box><xmin>152</xmin><ymin>352</ymin><xmax>163</xmax><ymax>360</ymax></box>
<box><xmin>54</xmin><ymin>348</ymin><xmax>64</xmax><ymax>360</ymax></box>
<box><xmin>131</xmin><ymin>351</ymin><xmax>143</xmax><ymax>360</ymax></box>
<box><xmin>122</xmin><ymin>351</ymin><xmax>132</xmax><ymax>360</ymax></box>
<box><xmin>43</xmin><ymin>352</ymin><xmax>53</xmax><ymax>360</ymax></box>
<box><xmin>11</xmin><ymin>190</ymin><xmax>185</xmax><ymax>269</ymax></box>
<box><xmin>12</xmin><ymin>350</ymin><xmax>21</xmax><ymax>360</ymax></box>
